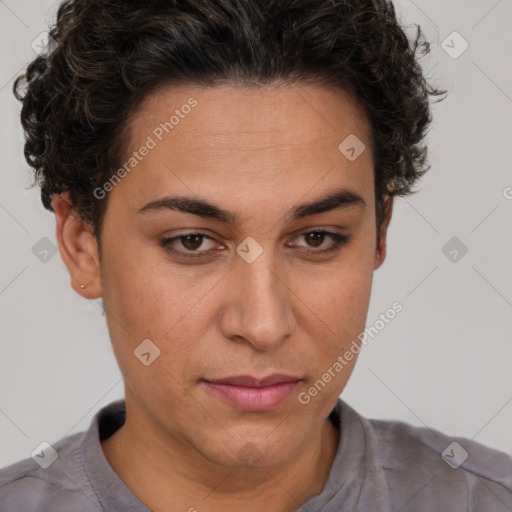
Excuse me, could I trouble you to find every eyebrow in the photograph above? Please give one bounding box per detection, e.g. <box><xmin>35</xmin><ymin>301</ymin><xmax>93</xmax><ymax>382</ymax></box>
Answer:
<box><xmin>137</xmin><ymin>187</ymin><xmax>366</xmax><ymax>224</ymax></box>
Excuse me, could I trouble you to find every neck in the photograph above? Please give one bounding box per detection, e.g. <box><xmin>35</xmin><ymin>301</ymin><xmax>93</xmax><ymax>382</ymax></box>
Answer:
<box><xmin>101</xmin><ymin>398</ymin><xmax>340</xmax><ymax>512</ymax></box>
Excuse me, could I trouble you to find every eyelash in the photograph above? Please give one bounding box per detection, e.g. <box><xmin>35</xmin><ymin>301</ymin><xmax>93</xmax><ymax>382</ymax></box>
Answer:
<box><xmin>159</xmin><ymin>230</ymin><xmax>351</xmax><ymax>259</ymax></box>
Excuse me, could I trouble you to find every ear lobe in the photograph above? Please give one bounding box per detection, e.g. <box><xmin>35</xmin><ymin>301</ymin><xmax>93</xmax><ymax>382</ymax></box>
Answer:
<box><xmin>52</xmin><ymin>191</ymin><xmax>102</xmax><ymax>299</ymax></box>
<box><xmin>374</xmin><ymin>196</ymin><xmax>394</xmax><ymax>270</ymax></box>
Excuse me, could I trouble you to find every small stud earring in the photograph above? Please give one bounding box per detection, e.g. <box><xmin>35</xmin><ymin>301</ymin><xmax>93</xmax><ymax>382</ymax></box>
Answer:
<box><xmin>80</xmin><ymin>284</ymin><xmax>85</xmax><ymax>289</ymax></box>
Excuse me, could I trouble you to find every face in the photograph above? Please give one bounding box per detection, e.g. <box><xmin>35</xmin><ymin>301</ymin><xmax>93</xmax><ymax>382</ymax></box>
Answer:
<box><xmin>74</xmin><ymin>83</ymin><xmax>390</xmax><ymax>469</ymax></box>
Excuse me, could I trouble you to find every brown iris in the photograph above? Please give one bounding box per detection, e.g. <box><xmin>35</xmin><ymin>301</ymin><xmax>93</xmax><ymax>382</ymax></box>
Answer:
<box><xmin>305</xmin><ymin>232</ymin><xmax>325</xmax><ymax>247</ymax></box>
<box><xmin>181</xmin><ymin>234</ymin><xmax>204</xmax><ymax>250</ymax></box>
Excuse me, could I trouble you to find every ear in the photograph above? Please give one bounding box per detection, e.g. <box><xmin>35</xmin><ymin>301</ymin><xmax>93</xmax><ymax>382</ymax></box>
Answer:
<box><xmin>52</xmin><ymin>191</ymin><xmax>102</xmax><ymax>299</ymax></box>
<box><xmin>374</xmin><ymin>196</ymin><xmax>394</xmax><ymax>270</ymax></box>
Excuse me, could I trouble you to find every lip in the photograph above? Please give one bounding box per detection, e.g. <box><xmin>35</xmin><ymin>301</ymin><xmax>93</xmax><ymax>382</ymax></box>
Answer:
<box><xmin>203</xmin><ymin>374</ymin><xmax>301</xmax><ymax>411</ymax></box>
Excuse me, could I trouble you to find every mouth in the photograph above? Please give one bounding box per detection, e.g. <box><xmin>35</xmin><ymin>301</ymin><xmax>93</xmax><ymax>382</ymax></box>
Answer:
<box><xmin>202</xmin><ymin>374</ymin><xmax>302</xmax><ymax>411</ymax></box>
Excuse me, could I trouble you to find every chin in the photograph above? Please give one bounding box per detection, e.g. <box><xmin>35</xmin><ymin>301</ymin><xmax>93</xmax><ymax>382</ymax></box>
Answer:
<box><xmin>202</xmin><ymin>431</ymin><xmax>300</xmax><ymax>470</ymax></box>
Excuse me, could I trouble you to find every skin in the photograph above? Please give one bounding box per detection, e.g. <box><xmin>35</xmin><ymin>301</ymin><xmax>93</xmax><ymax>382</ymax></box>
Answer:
<box><xmin>53</xmin><ymin>83</ymin><xmax>393</xmax><ymax>512</ymax></box>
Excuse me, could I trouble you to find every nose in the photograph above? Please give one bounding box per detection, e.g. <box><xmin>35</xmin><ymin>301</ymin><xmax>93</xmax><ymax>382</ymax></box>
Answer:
<box><xmin>220</xmin><ymin>251</ymin><xmax>295</xmax><ymax>351</ymax></box>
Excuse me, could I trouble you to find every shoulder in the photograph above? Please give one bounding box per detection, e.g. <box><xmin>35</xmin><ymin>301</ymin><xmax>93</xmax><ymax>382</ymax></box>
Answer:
<box><xmin>367</xmin><ymin>413</ymin><xmax>512</xmax><ymax>483</ymax></box>
<box><xmin>0</xmin><ymin>431</ymin><xmax>100</xmax><ymax>511</ymax></box>
<box><xmin>338</xmin><ymin>400</ymin><xmax>512</xmax><ymax>511</ymax></box>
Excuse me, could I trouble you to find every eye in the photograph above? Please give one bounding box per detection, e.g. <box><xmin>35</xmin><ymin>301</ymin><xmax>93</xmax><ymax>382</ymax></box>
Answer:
<box><xmin>160</xmin><ymin>232</ymin><xmax>222</xmax><ymax>257</ymax></box>
<box><xmin>290</xmin><ymin>230</ymin><xmax>350</xmax><ymax>255</ymax></box>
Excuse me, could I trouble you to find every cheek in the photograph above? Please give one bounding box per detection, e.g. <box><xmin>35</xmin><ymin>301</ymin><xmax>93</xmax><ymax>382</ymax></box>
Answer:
<box><xmin>296</xmin><ymin>265</ymin><xmax>373</xmax><ymax>407</ymax></box>
<box><xmin>296</xmin><ymin>235</ymin><xmax>375</xmax><ymax>325</ymax></box>
<box><xmin>101</xmin><ymin>237</ymin><xmax>201</xmax><ymax>331</ymax></box>
<box><xmin>292</xmin><ymin>239</ymin><xmax>375</xmax><ymax>382</ymax></box>
<box><xmin>299</xmin><ymin>268</ymin><xmax>373</xmax><ymax>364</ymax></box>
<box><xmin>99</xmin><ymin>251</ymin><xmax>210</xmax><ymax>404</ymax></box>
<box><xmin>99</xmin><ymin>243</ymin><xmax>228</xmax><ymax>382</ymax></box>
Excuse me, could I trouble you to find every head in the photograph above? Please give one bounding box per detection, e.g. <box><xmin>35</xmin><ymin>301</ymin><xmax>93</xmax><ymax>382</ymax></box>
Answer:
<box><xmin>14</xmin><ymin>0</ymin><xmax>445</xmax><ymax>469</ymax></box>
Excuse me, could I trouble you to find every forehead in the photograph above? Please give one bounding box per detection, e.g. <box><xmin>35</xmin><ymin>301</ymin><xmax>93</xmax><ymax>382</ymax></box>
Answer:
<box><xmin>111</xmin><ymin>83</ymin><xmax>375</xmax><ymax>214</ymax></box>
<box><xmin>132</xmin><ymin>82</ymin><xmax>371</xmax><ymax>150</ymax></box>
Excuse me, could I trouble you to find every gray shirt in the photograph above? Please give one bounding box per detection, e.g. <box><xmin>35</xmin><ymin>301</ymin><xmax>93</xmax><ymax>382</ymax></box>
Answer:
<box><xmin>1</xmin><ymin>399</ymin><xmax>511</xmax><ymax>511</ymax></box>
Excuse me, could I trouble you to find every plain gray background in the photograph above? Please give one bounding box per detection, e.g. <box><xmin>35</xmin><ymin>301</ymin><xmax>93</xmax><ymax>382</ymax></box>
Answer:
<box><xmin>1</xmin><ymin>0</ymin><xmax>511</xmax><ymax>467</ymax></box>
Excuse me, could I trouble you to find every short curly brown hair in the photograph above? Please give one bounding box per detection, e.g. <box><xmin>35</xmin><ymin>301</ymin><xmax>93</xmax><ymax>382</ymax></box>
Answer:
<box><xmin>14</xmin><ymin>0</ymin><xmax>446</xmax><ymax>246</ymax></box>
